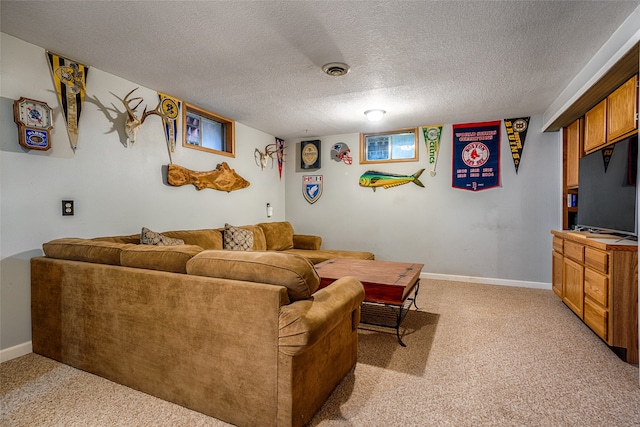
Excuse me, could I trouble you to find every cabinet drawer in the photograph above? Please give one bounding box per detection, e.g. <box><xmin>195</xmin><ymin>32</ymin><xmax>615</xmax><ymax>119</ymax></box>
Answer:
<box><xmin>584</xmin><ymin>247</ymin><xmax>608</xmax><ymax>274</ymax></box>
<box><xmin>584</xmin><ymin>268</ymin><xmax>609</xmax><ymax>307</ymax></box>
<box><xmin>564</xmin><ymin>240</ymin><xmax>584</xmax><ymax>262</ymax></box>
<box><xmin>552</xmin><ymin>237</ymin><xmax>564</xmax><ymax>254</ymax></box>
<box><xmin>584</xmin><ymin>299</ymin><xmax>609</xmax><ymax>341</ymax></box>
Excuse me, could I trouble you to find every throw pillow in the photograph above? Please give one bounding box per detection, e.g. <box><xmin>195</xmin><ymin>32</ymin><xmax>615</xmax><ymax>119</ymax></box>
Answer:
<box><xmin>223</xmin><ymin>223</ymin><xmax>254</xmax><ymax>251</ymax></box>
<box><xmin>140</xmin><ymin>227</ymin><xmax>185</xmax><ymax>246</ymax></box>
<box><xmin>258</xmin><ymin>221</ymin><xmax>294</xmax><ymax>251</ymax></box>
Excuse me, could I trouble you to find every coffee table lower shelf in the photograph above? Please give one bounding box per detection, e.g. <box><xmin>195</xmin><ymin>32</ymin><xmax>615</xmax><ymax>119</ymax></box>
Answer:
<box><xmin>359</xmin><ymin>281</ymin><xmax>420</xmax><ymax>347</ymax></box>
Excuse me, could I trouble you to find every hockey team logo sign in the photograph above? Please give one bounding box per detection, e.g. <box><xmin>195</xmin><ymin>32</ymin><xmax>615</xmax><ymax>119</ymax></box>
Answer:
<box><xmin>303</xmin><ymin>175</ymin><xmax>323</xmax><ymax>204</ymax></box>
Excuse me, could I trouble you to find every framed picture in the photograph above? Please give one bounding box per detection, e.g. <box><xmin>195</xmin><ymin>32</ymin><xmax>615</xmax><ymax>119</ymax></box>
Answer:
<box><xmin>360</xmin><ymin>127</ymin><xmax>419</xmax><ymax>164</ymax></box>
<box><xmin>182</xmin><ymin>102</ymin><xmax>235</xmax><ymax>157</ymax></box>
<box><xmin>300</xmin><ymin>140</ymin><xmax>321</xmax><ymax>169</ymax></box>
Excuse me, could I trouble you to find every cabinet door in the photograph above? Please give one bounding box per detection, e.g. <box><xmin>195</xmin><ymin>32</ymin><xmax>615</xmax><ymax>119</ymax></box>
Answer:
<box><xmin>563</xmin><ymin>257</ymin><xmax>584</xmax><ymax>318</ymax></box>
<box><xmin>607</xmin><ymin>74</ymin><xmax>638</xmax><ymax>143</ymax></box>
<box><xmin>552</xmin><ymin>250</ymin><xmax>563</xmax><ymax>298</ymax></box>
<box><xmin>584</xmin><ymin>99</ymin><xmax>607</xmax><ymax>154</ymax></box>
<box><xmin>565</xmin><ymin>119</ymin><xmax>581</xmax><ymax>188</ymax></box>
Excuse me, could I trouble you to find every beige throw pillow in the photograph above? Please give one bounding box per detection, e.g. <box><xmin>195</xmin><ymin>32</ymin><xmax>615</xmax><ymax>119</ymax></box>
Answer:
<box><xmin>223</xmin><ymin>223</ymin><xmax>254</xmax><ymax>251</ymax></box>
<box><xmin>140</xmin><ymin>227</ymin><xmax>184</xmax><ymax>246</ymax></box>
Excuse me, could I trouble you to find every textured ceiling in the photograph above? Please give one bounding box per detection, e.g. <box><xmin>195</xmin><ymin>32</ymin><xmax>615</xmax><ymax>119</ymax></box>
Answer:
<box><xmin>2</xmin><ymin>1</ymin><xmax>639</xmax><ymax>140</ymax></box>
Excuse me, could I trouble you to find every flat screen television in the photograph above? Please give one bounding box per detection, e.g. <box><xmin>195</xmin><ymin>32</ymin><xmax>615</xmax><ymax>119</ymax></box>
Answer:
<box><xmin>577</xmin><ymin>135</ymin><xmax>638</xmax><ymax>237</ymax></box>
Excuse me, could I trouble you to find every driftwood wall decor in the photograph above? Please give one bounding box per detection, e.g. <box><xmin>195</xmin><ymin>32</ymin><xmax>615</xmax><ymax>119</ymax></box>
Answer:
<box><xmin>167</xmin><ymin>162</ymin><xmax>250</xmax><ymax>192</ymax></box>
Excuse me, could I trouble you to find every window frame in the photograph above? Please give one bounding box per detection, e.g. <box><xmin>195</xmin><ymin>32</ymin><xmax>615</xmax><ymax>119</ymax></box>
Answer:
<box><xmin>359</xmin><ymin>127</ymin><xmax>419</xmax><ymax>164</ymax></box>
<box><xmin>182</xmin><ymin>102</ymin><xmax>235</xmax><ymax>157</ymax></box>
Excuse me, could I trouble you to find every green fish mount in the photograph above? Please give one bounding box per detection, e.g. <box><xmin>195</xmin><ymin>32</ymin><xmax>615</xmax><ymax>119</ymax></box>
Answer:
<box><xmin>359</xmin><ymin>168</ymin><xmax>425</xmax><ymax>191</ymax></box>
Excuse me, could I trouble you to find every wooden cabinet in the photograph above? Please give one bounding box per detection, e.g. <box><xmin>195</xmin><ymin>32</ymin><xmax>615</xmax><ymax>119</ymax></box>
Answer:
<box><xmin>583</xmin><ymin>74</ymin><xmax>638</xmax><ymax>155</ymax></box>
<box><xmin>562</xmin><ymin>119</ymin><xmax>581</xmax><ymax>229</ymax></box>
<box><xmin>551</xmin><ymin>230</ymin><xmax>638</xmax><ymax>364</ymax></box>
<box><xmin>565</xmin><ymin>119</ymin><xmax>581</xmax><ymax>188</ymax></box>
<box><xmin>561</xmin><ymin>74</ymin><xmax>638</xmax><ymax>229</ymax></box>
<box><xmin>552</xmin><ymin>237</ymin><xmax>564</xmax><ymax>298</ymax></box>
<box><xmin>607</xmin><ymin>74</ymin><xmax>638</xmax><ymax>143</ymax></box>
<box><xmin>584</xmin><ymin>99</ymin><xmax>607</xmax><ymax>153</ymax></box>
<box><xmin>563</xmin><ymin>257</ymin><xmax>584</xmax><ymax>317</ymax></box>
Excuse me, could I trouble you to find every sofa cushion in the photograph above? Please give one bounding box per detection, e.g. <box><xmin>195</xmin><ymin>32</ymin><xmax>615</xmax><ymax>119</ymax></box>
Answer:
<box><xmin>43</xmin><ymin>238</ymin><xmax>133</xmax><ymax>265</ymax></box>
<box><xmin>187</xmin><ymin>250</ymin><xmax>320</xmax><ymax>301</ymax></box>
<box><xmin>258</xmin><ymin>221</ymin><xmax>294</xmax><ymax>251</ymax></box>
<box><xmin>120</xmin><ymin>244</ymin><xmax>204</xmax><ymax>273</ymax></box>
<box><xmin>140</xmin><ymin>227</ymin><xmax>184</xmax><ymax>246</ymax></box>
<box><xmin>160</xmin><ymin>229</ymin><xmax>223</xmax><ymax>250</ymax></box>
<box><xmin>285</xmin><ymin>249</ymin><xmax>375</xmax><ymax>264</ymax></box>
<box><xmin>93</xmin><ymin>234</ymin><xmax>141</xmax><ymax>244</ymax></box>
<box><xmin>217</xmin><ymin>224</ymin><xmax>267</xmax><ymax>250</ymax></box>
<box><xmin>223</xmin><ymin>224</ymin><xmax>254</xmax><ymax>250</ymax></box>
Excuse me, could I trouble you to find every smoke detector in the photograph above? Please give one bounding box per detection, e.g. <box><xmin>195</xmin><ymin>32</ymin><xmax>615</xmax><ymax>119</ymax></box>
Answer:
<box><xmin>322</xmin><ymin>62</ymin><xmax>350</xmax><ymax>77</ymax></box>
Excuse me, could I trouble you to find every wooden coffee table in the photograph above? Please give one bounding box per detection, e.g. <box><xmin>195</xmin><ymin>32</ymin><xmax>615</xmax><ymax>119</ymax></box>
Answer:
<box><xmin>315</xmin><ymin>258</ymin><xmax>423</xmax><ymax>346</ymax></box>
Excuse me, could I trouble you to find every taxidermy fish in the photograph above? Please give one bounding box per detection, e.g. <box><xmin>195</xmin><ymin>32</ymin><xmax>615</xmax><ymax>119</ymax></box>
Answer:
<box><xmin>167</xmin><ymin>162</ymin><xmax>250</xmax><ymax>192</ymax></box>
<box><xmin>359</xmin><ymin>169</ymin><xmax>425</xmax><ymax>191</ymax></box>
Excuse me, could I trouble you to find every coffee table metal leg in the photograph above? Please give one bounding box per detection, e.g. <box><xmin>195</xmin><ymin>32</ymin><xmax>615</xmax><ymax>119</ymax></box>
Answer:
<box><xmin>360</xmin><ymin>281</ymin><xmax>420</xmax><ymax>347</ymax></box>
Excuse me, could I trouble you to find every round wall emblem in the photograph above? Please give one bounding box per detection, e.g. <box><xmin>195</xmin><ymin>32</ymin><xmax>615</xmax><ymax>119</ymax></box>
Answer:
<box><xmin>513</xmin><ymin>119</ymin><xmax>528</xmax><ymax>132</ymax></box>
<box><xmin>427</xmin><ymin>128</ymin><xmax>440</xmax><ymax>140</ymax></box>
<box><xmin>161</xmin><ymin>98</ymin><xmax>179</xmax><ymax>119</ymax></box>
<box><xmin>462</xmin><ymin>142</ymin><xmax>490</xmax><ymax>167</ymax></box>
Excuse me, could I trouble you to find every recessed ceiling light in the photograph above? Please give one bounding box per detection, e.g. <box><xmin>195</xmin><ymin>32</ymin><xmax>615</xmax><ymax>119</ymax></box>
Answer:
<box><xmin>322</xmin><ymin>62</ymin><xmax>350</xmax><ymax>77</ymax></box>
<box><xmin>364</xmin><ymin>109</ymin><xmax>386</xmax><ymax>122</ymax></box>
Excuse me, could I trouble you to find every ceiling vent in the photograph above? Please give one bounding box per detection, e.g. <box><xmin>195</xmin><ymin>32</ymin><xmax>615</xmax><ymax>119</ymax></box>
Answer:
<box><xmin>322</xmin><ymin>62</ymin><xmax>350</xmax><ymax>77</ymax></box>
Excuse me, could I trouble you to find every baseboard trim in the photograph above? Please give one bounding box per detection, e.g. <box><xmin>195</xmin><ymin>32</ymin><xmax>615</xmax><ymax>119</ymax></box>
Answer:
<box><xmin>0</xmin><ymin>341</ymin><xmax>32</xmax><ymax>363</ymax></box>
<box><xmin>420</xmin><ymin>272</ymin><xmax>552</xmax><ymax>290</ymax></box>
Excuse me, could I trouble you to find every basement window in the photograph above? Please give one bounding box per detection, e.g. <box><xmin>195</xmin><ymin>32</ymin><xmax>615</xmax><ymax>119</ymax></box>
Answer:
<box><xmin>183</xmin><ymin>102</ymin><xmax>235</xmax><ymax>157</ymax></box>
<box><xmin>360</xmin><ymin>128</ymin><xmax>419</xmax><ymax>164</ymax></box>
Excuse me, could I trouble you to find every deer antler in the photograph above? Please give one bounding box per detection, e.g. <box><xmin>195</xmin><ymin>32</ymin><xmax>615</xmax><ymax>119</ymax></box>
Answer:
<box><xmin>120</xmin><ymin>87</ymin><xmax>166</xmax><ymax>145</ymax></box>
<box><xmin>140</xmin><ymin>100</ymin><xmax>164</xmax><ymax>124</ymax></box>
<box><xmin>255</xmin><ymin>144</ymin><xmax>279</xmax><ymax>170</ymax></box>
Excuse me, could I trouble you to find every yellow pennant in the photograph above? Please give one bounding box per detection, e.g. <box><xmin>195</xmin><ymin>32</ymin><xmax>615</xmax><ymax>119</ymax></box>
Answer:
<box><xmin>157</xmin><ymin>92</ymin><xmax>181</xmax><ymax>160</ymax></box>
<box><xmin>46</xmin><ymin>51</ymin><xmax>89</xmax><ymax>152</ymax></box>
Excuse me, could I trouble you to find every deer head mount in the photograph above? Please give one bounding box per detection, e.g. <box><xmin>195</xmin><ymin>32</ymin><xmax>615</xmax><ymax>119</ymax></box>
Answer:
<box><xmin>254</xmin><ymin>143</ymin><xmax>284</xmax><ymax>170</ymax></box>
<box><xmin>120</xmin><ymin>87</ymin><xmax>166</xmax><ymax>145</ymax></box>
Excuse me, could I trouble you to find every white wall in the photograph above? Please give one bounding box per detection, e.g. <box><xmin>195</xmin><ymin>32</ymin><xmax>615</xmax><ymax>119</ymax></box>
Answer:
<box><xmin>285</xmin><ymin>119</ymin><xmax>562</xmax><ymax>285</ymax></box>
<box><xmin>0</xmin><ymin>34</ymin><xmax>285</xmax><ymax>350</ymax></box>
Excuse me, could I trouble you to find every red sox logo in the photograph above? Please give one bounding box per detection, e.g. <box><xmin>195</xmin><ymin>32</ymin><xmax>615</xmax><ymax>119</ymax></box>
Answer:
<box><xmin>462</xmin><ymin>142</ymin><xmax>490</xmax><ymax>167</ymax></box>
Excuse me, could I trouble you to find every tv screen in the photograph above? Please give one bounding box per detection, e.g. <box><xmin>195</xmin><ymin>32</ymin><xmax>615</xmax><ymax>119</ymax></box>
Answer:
<box><xmin>577</xmin><ymin>135</ymin><xmax>638</xmax><ymax>236</ymax></box>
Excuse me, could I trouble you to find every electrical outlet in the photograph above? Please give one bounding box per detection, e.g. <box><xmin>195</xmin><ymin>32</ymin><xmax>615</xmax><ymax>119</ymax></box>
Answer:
<box><xmin>62</xmin><ymin>200</ymin><xmax>74</xmax><ymax>216</ymax></box>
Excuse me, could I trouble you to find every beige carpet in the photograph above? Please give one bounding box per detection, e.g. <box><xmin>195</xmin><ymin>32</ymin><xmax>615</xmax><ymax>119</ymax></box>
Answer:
<box><xmin>2</xmin><ymin>279</ymin><xmax>639</xmax><ymax>426</ymax></box>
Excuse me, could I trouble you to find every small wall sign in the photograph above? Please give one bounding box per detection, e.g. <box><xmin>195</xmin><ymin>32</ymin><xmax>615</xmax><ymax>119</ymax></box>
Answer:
<box><xmin>13</xmin><ymin>97</ymin><xmax>53</xmax><ymax>151</ymax></box>
<box><xmin>301</xmin><ymin>140</ymin><xmax>321</xmax><ymax>169</ymax></box>
<box><xmin>303</xmin><ymin>175</ymin><xmax>323</xmax><ymax>204</ymax></box>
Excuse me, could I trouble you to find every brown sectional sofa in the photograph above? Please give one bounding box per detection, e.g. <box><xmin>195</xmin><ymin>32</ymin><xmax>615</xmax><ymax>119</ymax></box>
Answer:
<box><xmin>94</xmin><ymin>221</ymin><xmax>375</xmax><ymax>264</ymax></box>
<box><xmin>31</xmin><ymin>222</ymin><xmax>373</xmax><ymax>427</ymax></box>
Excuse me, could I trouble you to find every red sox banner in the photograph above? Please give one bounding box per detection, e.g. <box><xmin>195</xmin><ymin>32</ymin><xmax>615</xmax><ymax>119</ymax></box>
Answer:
<box><xmin>452</xmin><ymin>121</ymin><xmax>501</xmax><ymax>191</ymax></box>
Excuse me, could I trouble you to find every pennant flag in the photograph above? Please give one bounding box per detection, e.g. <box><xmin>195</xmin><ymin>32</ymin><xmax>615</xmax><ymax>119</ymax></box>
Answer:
<box><xmin>157</xmin><ymin>92</ymin><xmax>181</xmax><ymax>161</ymax></box>
<box><xmin>422</xmin><ymin>125</ymin><xmax>443</xmax><ymax>176</ymax></box>
<box><xmin>601</xmin><ymin>145</ymin><xmax>614</xmax><ymax>173</ymax></box>
<box><xmin>452</xmin><ymin>121</ymin><xmax>501</xmax><ymax>191</ymax></box>
<box><xmin>504</xmin><ymin>117</ymin><xmax>530</xmax><ymax>173</ymax></box>
<box><xmin>276</xmin><ymin>137</ymin><xmax>285</xmax><ymax>179</ymax></box>
<box><xmin>46</xmin><ymin>51</ymin><xmax>89</xmax><ymax>151</ymax></box>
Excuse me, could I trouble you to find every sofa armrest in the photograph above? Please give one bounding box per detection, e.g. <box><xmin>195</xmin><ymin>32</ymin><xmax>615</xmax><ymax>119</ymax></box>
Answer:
<box><xmin>292</xmin><ymin>234</ymin><xmax>322</xmax><ymax>250</ymax></box>
<box><xmin>278</xmin><ymin>276</ymin><xmax>364</xmax><ymax>356</ymax></box>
